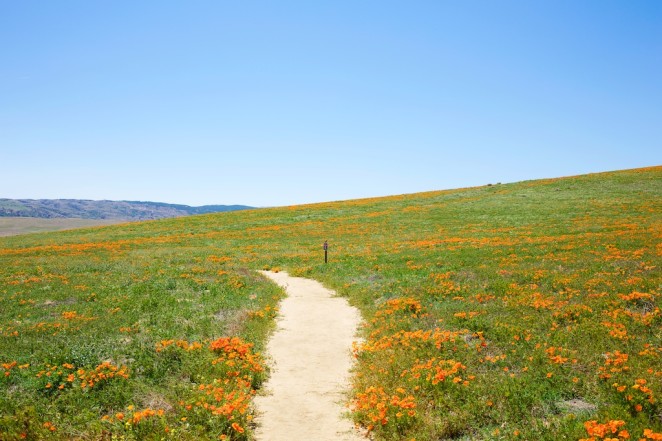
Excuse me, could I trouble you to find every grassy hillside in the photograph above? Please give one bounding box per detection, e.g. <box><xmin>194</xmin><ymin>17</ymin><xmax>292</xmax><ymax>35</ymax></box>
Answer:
<box><xmin>1</xmin><ymin>166</ymin><xmax>660</xmax><ymax>440</ymax></box>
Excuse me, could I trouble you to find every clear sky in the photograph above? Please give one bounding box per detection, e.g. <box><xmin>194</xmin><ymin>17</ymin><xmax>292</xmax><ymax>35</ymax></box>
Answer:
<box><xmin>1</xmin><ymin>1</ymin><xmax>660</xmax><ymax>207</ymax></box>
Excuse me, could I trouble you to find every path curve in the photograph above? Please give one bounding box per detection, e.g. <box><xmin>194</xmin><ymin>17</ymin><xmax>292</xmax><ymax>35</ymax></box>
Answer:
<box><xmin>254</xmin><ymin>271</ymin><xmax>364</xmax><ymax>441</ymax></box>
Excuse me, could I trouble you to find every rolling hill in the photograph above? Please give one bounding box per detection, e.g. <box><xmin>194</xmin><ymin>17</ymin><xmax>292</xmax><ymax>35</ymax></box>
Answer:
<box><xmin>0</xmin><ymin>166</ymin><xmax>660</xmax><ymax>440</ymax></box>
<box><xmin>0</xmin><ymin>198</ymin><xmax>252</xmax><ymax>220</ymax></box>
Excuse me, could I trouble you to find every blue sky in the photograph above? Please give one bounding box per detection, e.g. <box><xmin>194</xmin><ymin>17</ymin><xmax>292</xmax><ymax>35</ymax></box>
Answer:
<box><xmin>1</xmin><ymin>1</ymin><xmax>660</xmax><ymax>207</ymax></box>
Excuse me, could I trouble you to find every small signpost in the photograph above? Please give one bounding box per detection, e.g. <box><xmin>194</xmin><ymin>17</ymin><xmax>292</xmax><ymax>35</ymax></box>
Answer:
<box><xmin>323</xmin><ymin>240</ymin><xmax>328</xmax><ymax>263</ymax></box>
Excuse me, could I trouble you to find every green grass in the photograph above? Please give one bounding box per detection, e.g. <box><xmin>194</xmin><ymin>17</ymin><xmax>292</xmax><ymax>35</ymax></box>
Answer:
<box><xmin>1</xmin><ymin>166</ymin><xmax>660</xmax><ymax>440</ymax></box>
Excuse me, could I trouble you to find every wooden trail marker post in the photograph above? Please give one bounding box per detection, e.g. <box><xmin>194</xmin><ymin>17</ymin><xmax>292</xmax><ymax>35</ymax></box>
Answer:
<box><xmin>323</xmin><ymin>240</ymin><xmax>328</xmax><ymax>263</ymax></box>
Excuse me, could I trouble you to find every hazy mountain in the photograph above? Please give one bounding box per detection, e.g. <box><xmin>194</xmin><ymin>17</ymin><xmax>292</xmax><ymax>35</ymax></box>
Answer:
<box><xmin>0</xmin><ymin>199</ymin><xmax>253</xmax><ymax>220</ymax></box>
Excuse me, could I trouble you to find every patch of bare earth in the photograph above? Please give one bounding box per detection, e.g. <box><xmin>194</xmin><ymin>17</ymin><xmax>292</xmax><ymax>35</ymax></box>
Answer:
<box><xmin>0</xmin><ymin>217</ymin><xmax>126</xmax><ymax>237</ymax></box>
<box><xmin>254</xmin><ymin>271</ymin><xmax>365</xmax><ymax>441</ymax></box>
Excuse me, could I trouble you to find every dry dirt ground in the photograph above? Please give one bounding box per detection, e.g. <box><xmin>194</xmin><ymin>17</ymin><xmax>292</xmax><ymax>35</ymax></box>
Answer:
<box><xmin>254</xmin><ymin>271</ymin><xmax>365</xmax><ymax>441</ymax></box>
<box><xmin>0</xmin><ymin>217</ymin><xmax>126</xmax><ymax>237</ymax></box>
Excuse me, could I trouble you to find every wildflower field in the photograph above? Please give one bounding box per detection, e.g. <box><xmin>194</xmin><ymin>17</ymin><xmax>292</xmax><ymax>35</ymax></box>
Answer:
<box><xmin>1</xmin><ymin>166</ymin><xmax>660</xmax><ymax>440</ymax></box>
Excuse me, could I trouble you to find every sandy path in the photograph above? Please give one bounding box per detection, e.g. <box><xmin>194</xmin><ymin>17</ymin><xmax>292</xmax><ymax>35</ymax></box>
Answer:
<box><xmin>254</xmin><ymin>271</ymin><xmax>364</xmax><ymax>441</ymax></box>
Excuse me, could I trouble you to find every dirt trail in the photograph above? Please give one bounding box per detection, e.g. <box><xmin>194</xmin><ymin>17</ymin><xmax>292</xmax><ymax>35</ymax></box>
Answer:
<box><xmin>254</xmin><ymin>271</ymin><xmax>365</xmax><ymax>441</ymax></box>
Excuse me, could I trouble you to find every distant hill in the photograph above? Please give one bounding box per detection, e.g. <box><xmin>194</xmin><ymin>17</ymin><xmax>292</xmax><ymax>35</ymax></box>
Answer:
<box><xmin>0</xmin><ymin>199</ymin><xmax>253</xmax><ymax>220</ymax></box>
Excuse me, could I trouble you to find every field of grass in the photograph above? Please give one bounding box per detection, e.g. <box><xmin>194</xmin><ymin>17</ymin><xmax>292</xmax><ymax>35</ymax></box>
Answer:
<box><xmin>1</xmin><ymin>166</ymin><xmax>660</xmax><ymax>440</ymax></box>
<box><xmin>0</xmin><ymin>217</ymin><xmax>127</xmax><ymax>237</ymax></box>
